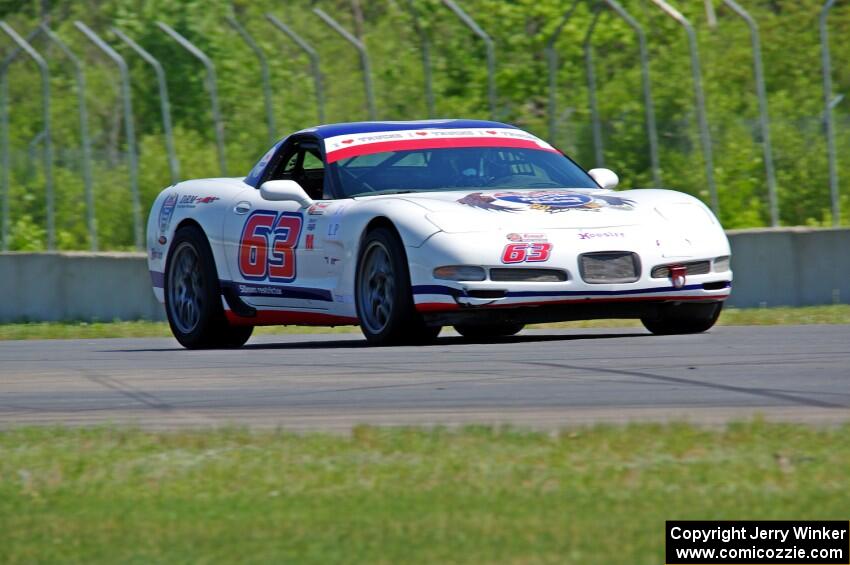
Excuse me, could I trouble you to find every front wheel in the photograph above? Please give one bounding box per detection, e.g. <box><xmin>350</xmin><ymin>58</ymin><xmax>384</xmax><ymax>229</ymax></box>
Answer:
<box><xmin>165</xmin><ymin>225</ymin><xmax>253</xmax><ymax>349</ymax></box>
<box><xmin>641</xmin><ymin>302</ymin><xmax>723</xmax><ymax>335</ymax></box>
<box><xmin>355</xmin><ymin>227</ymin><xmax>440</xmax><ymax>345</ymax></box>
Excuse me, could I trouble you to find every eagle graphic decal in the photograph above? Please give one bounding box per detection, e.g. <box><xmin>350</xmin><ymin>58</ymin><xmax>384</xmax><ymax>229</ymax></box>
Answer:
<box><xmin>456</xmin><ymin>190</ymin><xmax>636</xmax><ymax>213</ymax></box>
<box><xmin>456</xmin><ymin>192</ymin><xmax>519</xmax><ymax>212</ymax></box>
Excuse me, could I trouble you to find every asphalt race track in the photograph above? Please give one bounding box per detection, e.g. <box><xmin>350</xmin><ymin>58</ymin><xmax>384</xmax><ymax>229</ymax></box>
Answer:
<box><xmin>1</xmin><ymin>325</ymin><xmax>848</xmax><ymax>430</ymax></box>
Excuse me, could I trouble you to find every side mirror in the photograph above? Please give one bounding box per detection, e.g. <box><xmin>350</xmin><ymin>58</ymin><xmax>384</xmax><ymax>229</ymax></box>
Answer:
<box><xmin>259</xmin><ymin>180</ymin><xmax>314</xmax><ymax>207</ymax></box>
<box><xmin>588</xmin><ymin>168</ymin><xmax>619</xmax><ymax>190</ymax></box>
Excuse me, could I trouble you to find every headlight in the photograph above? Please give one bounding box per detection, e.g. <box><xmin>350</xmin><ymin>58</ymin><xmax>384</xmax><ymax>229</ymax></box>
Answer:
<box><xmin>714</xmin><ymin>256</ymin><xmax>730</xmax><ymax>272</ymax></box>
<box><xmin>433</xmin><ymin>265</ymin><xmax>486</xmax><ymax>281</ymax></box>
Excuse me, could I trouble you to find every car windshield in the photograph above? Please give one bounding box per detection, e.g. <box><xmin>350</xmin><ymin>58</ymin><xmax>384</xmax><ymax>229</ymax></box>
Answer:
<box><xmin>329</xmin><ymin>147</ymin><xmax>599</xmax><ymax>198</ymax></box>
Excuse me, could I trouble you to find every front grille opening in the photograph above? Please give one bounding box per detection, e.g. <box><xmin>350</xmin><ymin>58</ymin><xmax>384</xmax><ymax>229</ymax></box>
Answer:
<box><xmin>467</xmin><ymin>290</ymin><xmax>507</xmax><ymax>299</ymax></box>
<box><xmin>579</xmin><ymin>251</ymin><xmax>640</xmax><ymax>284</ymax></box>
<box><xmin>702</xmin><ymin>281</ymin><xmax>729</xmax><ymax>291</ymax></box>
<box><xmin>490</xmin><ymin>268</ymin><xmax>568</xmax><ymax>282</ymax></box>
<box><xmin>651</xmin><ymin>260</ymin><xmax>711</xmax><ymax>278</ymax></box>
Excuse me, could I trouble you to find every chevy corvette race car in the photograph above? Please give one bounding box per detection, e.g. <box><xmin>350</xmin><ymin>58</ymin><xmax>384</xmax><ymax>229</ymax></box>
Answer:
<box><xmin>147</xmin><ymin>119</ymin><xmax>732</xmax><ymax>348</ymax></box>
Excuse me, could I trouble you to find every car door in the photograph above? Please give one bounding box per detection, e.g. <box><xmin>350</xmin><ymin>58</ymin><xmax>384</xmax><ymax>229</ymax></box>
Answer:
<box><xmin>222</xmin><ymin>140</ymin><xmax>328</xmax><ymax>310</ymax></box>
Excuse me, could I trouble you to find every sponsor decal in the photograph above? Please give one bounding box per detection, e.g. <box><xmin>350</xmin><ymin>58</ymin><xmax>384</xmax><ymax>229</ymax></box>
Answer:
<box><xmin>501</xmin><ymin>242</ymin><xmax>553</xmax><ymax>264</ymax></box>
<box><xmin>177</xmin><ymin>195</ymin><xmax>219</xmax><ymax>208</ymax></box>
<box><xmin>324</xmin><ymin>256</ymin><xmax>341</xmax><ymax>265</ymax></box>
<box><xmin>306</xmin><ymin>219</ymin><xmax>317</xmax><ymax>231</ymax></box>
<box><xmin>249</xmin><ymin>144</ymin><xmax>278</xmax><ymax>178</ymax></box>
<box><xmin>458</xmin><ymin>190</ymin><xmax>635</xmax><ymax>213</ymax></box>
<box><xmin>149</xmin><ymin>248</ymin><xmax>163</xmax><ymax>261</ymax></box>
<box><xmin>323</xmin><ymin>128</ymin><xmax>558</xmax><ymax>163</ymax></box>
<box><xmin>158</xmin><ymin>235</ymin><xmax>168</xmax><ymax>245</ymax></box>
<box><xmin>223</xmin><ymin>280</ymin><xmax>332</xmax><ymax>301</ymax></box>
<box><xmin>238</xmin><ymin>283</ymin><xmax>283</xmax><ymax>296</ymax></box>
<box><xmin>258</xmin><ymin>145</ymin><xmax>275</xmax><ymax>167</ymax></box>
<box><xmin>307</xmin><ymin>202</ymin><xmax>332</xmax><ymax>215</ymax></box>
<box><xmin>507</xmin><ymin>232</ymin><xmax>547</xmax><ymax>242</ymax></box>
<box><xmin>327</xmin><ymin>222</ymin><xmax>341</xmax><ymax>240</ymax></box>
<box><xmin>578</xmin><ymin>230</ymin><xmax>625</xmax><ymax>240</ymax></box>
<box><xmin>158</xmin><ymin>193</ymin><xmax>177</xmax><ymax>234</ymax></box>
<box><xmin>305</xmin><ymin>234</ymin><xmax>315</xmax><ymax>249</ymax></box>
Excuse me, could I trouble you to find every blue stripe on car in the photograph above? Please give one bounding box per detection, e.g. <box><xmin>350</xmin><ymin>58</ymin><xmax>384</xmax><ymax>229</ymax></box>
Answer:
<box><xmin>149</xmin><ymin>271</ymin><xmax>333</xmax><ymax>301</ymax></box>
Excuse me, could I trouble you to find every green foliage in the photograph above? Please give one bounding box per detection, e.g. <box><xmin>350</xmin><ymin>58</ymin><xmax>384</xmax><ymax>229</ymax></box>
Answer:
<box><xmin>1</xmin><ymin>0</ymin><xmax>849</xmax><ymax>249</ymax></box>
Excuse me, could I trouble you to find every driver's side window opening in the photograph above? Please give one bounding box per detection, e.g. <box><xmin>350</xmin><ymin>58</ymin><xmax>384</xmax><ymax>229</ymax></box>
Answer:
<box><xmin>268</xmin><ymin>143</ymin><xmax>327</xmax><ymax>200</ymax></box>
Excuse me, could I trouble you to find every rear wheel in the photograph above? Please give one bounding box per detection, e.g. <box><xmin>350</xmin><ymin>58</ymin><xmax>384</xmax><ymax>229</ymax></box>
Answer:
<box><xmin>454</xmin><ymin>322</ymin><xmax>525</xmax><ymax>339</ymax></box>
<box><xmin>165</xmin><ymin>225</ymin><xmax>253</xmax><ymax>349</ymax></box>
<box><xmin>355</xmin><ymin>227</ymin><xmax>440</xmax><ymax>345</ymax></box>
<box><xmin>641</xmin><ymin>302</ymin><xmax>723</xmax><ymax>335</ymax></box>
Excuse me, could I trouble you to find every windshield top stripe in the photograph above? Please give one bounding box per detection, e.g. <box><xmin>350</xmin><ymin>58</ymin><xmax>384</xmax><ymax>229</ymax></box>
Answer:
<box><xmin>326</xmin><ymin>137</ymin><xmax>559</xmax><ymax>164</ymax></box>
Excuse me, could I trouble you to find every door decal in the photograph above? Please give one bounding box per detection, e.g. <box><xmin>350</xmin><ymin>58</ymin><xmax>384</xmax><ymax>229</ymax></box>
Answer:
<box><xmin>238</xmin><ymin>210</ymin><xmax>303</xmax><ymax>283</ymax></box>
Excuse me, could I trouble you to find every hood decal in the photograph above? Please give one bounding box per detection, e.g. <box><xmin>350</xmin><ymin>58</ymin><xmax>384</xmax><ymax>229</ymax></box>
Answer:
<box><xmin>456</xmin><ymin>190</ymin><xmax>635</xmax><ymax>213</ymax></box>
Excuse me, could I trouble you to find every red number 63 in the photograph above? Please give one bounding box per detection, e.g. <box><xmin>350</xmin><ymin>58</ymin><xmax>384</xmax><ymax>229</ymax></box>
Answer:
<box><xmin>238</xmin><ymin>211</ymin><xmax>303</xmax><ymax>282</ymax></box>
<box><xmin>501</xmin><ymin>242</ymin><xmax>552</xmax><ymax>264</ymax></box>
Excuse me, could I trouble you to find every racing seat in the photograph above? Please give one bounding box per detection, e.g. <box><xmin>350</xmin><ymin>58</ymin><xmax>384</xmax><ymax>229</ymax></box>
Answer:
<box><xmin>296</xmin><ymin>168</ymin><xmax>325</xmax><ymax>200</ymax></box>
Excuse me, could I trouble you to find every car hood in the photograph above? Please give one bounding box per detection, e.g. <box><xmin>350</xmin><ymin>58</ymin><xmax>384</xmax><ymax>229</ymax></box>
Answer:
<box><xmin>381</xmin><ymin>188</ymin><xmax>718</xmax><ymax>233</ymax></box>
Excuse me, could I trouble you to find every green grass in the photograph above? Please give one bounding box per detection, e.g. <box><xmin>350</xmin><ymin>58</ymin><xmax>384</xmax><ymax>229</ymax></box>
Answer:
<box><xmin>0</xmin><ymin>320</ymin><xmax>358</xmax><ymax>341</ymax></box>
<box><xmin>534</xmin><ymin>303</ymin><xmax>850</xmax><ymax>330</ymax></box>
<box><xmin>0</xmin><ymin>422</ymin><xmax>848</xmax><ymax>564</ymax></box>
<box><xmin>0</xmin><ymin>304</ymin><xmax>848</xmax><ymax>340</ymax></box>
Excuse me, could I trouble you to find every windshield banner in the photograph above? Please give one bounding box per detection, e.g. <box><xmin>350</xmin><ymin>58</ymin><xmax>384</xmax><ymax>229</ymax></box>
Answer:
<box><xmin>323</xmin><ymin>128</ymin><xmax>558</xmax><ymax>163</ymax></box>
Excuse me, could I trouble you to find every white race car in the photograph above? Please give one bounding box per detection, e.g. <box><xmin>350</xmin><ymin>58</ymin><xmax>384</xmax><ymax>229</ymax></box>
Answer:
<box><xmin>147</xmin><ymin>119</ymin><xmax>731</xmax><ymax>348</ymax></box>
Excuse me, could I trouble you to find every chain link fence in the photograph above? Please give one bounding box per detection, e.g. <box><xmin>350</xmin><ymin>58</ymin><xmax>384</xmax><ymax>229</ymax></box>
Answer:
<box><xmin>0</xmin><ymin>0</ymin><xmax>848</xmax><ymax>251</ymax></box>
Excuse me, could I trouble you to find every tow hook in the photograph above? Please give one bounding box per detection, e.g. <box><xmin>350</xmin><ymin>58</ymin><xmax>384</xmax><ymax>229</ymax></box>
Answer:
<box><xmin>669</xmin><ymin>265</ymin><xmax>687</xmax><ymax>289</ymax></box>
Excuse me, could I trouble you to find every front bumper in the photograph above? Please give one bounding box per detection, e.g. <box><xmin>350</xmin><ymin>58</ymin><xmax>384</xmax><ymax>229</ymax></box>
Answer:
<box><xmin>407</xmin><ymin>230</ymin><xmax>732</xmax><ymax>320</ymax></box>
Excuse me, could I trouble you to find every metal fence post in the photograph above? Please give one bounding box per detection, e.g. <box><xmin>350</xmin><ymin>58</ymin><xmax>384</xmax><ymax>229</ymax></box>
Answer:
<box><xmin>226</xmin><ymin>16</ymin><xmax>276</xmax><ymax>144</ymax></box>
<box><xmin>111</xmin><ymin>26</ymin><xmax>180</xmax><ymax>185</ymax></box>
<box><xmin>75</xmin><ymin>21</ymin><xmax>142</xmax><ymax>249</ymax></box>
<box><xmin>405</xmin><ymin>0</ymin><xmax>435</xmax><ymax>118</ymax></box>
<box><xmin>704</xmin><ymin>0</ymin><xmax>718</xmax><ymax>28</ymax></box>
<box><xmin>0</xmin><ymin>22</ymin><xmax>55</xmax><ymax>249</ymax></box>
<box><xmin>583</xmin><ymin>10</ymin><xmax>604</xmax><ymax>167</ymax></box>
<box><xmin>650</xmin><ymin>0</ymin><xmax>718</xmax><ymax>215</ymax></box>
<box><xmin>545</xmin><ymin>0</ymin><xmax>581</xmax><ymax>147</ymax></box>
<box><xmin>0</xmin><ymin>30</ymin><xmax>33</xmax><ymax>250</ymax></box>
<box><xmin>819</xmin><ymin>0</ymin><xmax>839</xmax><ymax>226</ymax></box>
<box><xmin>40</xmin><ymin>24</ymin><xmax>98</xmax><ymax>249</ymax></box>
<box><xmin>0</xmin><ymin>74</ymin><xmax>8</xmax><ymax>250</ymax></box>
<box><xmin>720</xmin><ymin>0</ymin><xmax>778</xmax><ymax>226</ymax></box>
<box><xmin>442</xmin><ymin>0</ymin><xmax>496</xmax><ymax>120</ymax></box>
<box><xmin>266</xmin><ymin>14</ymin><xmax>325</xmax><ymax>124</ymax></box>
<box><xmin>1</xmin><ymin>28</ymin><xmax>40</xmax><ymax>251</ymax></box>
<box><xmin>157</xmin><ymin>22</ymin><xmax>227</xmax><ymax>176</ymax></box>
<box><xmin>603</xmin><ymin>0</ymin><xmax>661</xmax><ymax>186</ymax></box>
<box><xmin>313</xmin><ymin>8</ymin><xmax>376</xmax><ymax>121</ymax></box>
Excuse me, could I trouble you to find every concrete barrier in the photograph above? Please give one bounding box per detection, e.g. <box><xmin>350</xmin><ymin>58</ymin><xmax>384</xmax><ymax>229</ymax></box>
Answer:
<box><xmin>0</xmin><ymin>227</ymin><xmax>847</xmax><ymax>322</ymax></box>
<box><xmin>0</xmin><ymin>252</ymin><xmax>165</xmax><ymax>322</ymax></box>
<box><xmin>726</xmin><ymin>227</ymin><xmax>850</xmax><ymax>308</ymax></box>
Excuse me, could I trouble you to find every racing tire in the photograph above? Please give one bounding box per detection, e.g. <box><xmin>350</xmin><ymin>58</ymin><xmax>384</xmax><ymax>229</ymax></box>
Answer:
<box><xmin>453</xmin><ymin>322</ymin><xmax>525</xmax><ymax>339</ymax></box>
<box><xmin>164</xmin><ymin>225</ymin><xmax>254</xmax><ymax>349</ymax></box>
<box><xmin>355</xmin><ymin>226</ymin><xmax>441</xmax><ymax>346</ymax></box>
<box><xmin>640</xmin><ymin>302</ymin><xmax>723</xmax><ymax>335</ymax></box>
